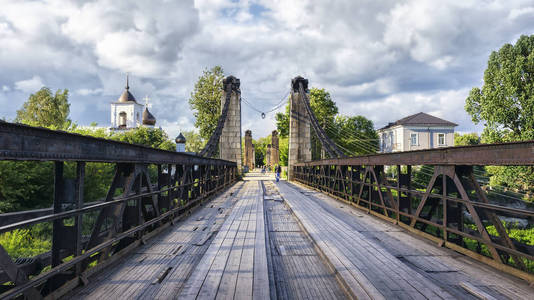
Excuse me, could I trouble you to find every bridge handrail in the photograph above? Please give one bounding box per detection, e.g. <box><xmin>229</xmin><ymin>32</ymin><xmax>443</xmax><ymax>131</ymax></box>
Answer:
<box><xmin>294</xmin><ymin>140</ymin><xmax>534</xmax><ymax>166</ymax></box>
<box><xmin>0</xmin><ymin>122</ymin><xmax>235</xmax><ymax>166</ymax></box>
<box><xmin>292</xmin><ymin>141</ymin><xmax>534</xmax><ymax>281</ymax></box>
<box><xmin>0</xmin><ymin>122</ymin><xmax>238</xmax><ymax>299</ymax></box>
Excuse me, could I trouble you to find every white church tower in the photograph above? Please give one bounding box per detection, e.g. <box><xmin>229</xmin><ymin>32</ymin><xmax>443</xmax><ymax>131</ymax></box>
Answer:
<box><xmin>111</xmin><ymin>75</ymin><xmax>156</xmax><ymax>130</ymax></box>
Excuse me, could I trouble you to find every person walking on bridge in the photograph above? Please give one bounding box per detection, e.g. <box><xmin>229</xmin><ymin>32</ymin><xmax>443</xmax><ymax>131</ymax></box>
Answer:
<box><xmin>275</xmin><ymin>165</ymin><xmax>281</xmax><ymax>182</ymax></box>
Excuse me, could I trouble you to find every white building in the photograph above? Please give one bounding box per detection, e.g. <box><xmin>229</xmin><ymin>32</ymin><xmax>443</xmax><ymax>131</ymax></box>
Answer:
<box><xmin>110</xmin><ymin>76</ymin><xmax>156</xmax><ymax>130</ymax></box>
<box><xmin>378</xmin><ymin>112</ymin><xmax>457</xmax><ymax>153</ymax></box>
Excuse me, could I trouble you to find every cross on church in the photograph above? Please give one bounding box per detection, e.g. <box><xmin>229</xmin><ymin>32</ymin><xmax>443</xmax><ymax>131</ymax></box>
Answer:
<box><xmin>143</xmin><ymin>95</ymin><xmax>152</xmax><ymax>108</ymax></box>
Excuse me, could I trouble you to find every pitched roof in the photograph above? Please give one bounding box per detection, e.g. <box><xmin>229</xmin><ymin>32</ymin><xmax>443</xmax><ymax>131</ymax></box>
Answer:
<box><xmin>379</xmin><ymin>112</ymin><xmax>457</xmax><ymax>130</ymax></box>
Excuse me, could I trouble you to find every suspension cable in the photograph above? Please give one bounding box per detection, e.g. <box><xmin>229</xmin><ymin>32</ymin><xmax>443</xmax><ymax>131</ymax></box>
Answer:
<box><xmin>299</xmin><ymin>82</ymin><xmax>345</xmax><ymax>158</ymax></box>
<box><xmin>199</xmin><ymin>83</ymin><xmax>233</xmax><ymax>157</ymax></box>
<box><xmin>241</xmin><ymin>89</ymin><xmax>290</xmax><ymax>119</ymax></box>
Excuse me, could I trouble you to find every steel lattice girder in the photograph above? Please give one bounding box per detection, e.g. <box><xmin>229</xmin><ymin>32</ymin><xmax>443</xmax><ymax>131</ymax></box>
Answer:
<box><xmin>0</xmin><ymin>122</ymin><xmax>235</xmax><ymax>166</ymax></box>
<box><xmin>294</xmin><ymin>140</ymin><xmax>534</xmax><ymax>166</ymax></box>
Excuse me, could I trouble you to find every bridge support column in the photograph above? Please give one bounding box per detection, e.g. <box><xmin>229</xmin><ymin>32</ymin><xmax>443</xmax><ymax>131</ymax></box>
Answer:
<box><xmin>244</xmin><ymin>130</ymin><xmax>254</xmax><ymax>171</ymax></box>
<box><xmin>271</xmin><ymin>130</ymin><xmax>279</xmax><ymax>166</ymax></box>
<box><xmin>266</xmin><ymin>144</ymin><xmax>271</xmax><ymax>168</ymax></box>
<box><xmin>219</xmin><ymin>76</ymin><xmax>242</xmax><ymax>174</ymax></box>
<box><xmin>288</xmin><ymin>76</ymin><xmax>312</xmax><ymax>181</ymax></box>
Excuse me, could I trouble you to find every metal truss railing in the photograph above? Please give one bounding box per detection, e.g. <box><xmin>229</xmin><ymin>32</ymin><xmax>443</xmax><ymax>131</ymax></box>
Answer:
<box><xmin>293</xmin><ymin>142</ymin><xmax>534</xmax><ymax>283</ymax></box>
<box><xmin>0</xmin><ymin>123</ymin><xmax>237</xmax><ymax>299</ymax></box>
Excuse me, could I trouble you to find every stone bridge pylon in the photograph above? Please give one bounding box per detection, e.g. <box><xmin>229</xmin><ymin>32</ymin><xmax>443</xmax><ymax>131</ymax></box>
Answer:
<box><xmin>219</xmin><ymin>75</ymin><xmax>242</xmax><ymax>174</ymax></box>
<box><xmin>288</xmin><ymin>76</ymin><xmax>312</xmax><ymax>180</ymax></box>
<box><xmin>244</xmin><ymin>129</ymin><xmax>255</xmax><ymax>170</ymax></box>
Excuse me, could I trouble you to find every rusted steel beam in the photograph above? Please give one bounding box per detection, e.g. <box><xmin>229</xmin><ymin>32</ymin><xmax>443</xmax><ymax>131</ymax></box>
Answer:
<box><xmin>292</xmin><ymin>164</ymin><xmax>534</xmax><ymax>282</ymax></box>
<box><xmin>0</xmin><ymin>122</ymin><xmax>235</xmax><ymax>166</ymax></box>
<box><xmin>295</xmin><ymin>140</ymin><xmax>534</xmax><ymax>166</ymax></box>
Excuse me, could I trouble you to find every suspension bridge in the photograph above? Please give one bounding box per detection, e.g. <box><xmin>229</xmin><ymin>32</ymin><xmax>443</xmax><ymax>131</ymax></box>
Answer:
<box><xmin>0</xmin><ymin>76</ymin><xmax>533</xmax><ymax>299</ymax></box>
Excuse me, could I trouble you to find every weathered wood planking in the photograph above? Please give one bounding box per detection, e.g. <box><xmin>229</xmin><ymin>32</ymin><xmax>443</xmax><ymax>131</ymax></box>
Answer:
<box><xmin>179</xmin><ymin>180</ymin><xmax>269</xmax><ymax>299</ymax></box>
<box><xmin>280</xmin><ymin>181</ymin><xmax>534</xmax><ymax>300</ymax></box>
<box><xmin>67</xmin><ymin>182</ymin><xmax>244</xmax><ymax>299</ymax></box>
<box><xmin>263</xmin><ymin>180</ymin><xmax>348</xmax><ymax>300</ymax></box>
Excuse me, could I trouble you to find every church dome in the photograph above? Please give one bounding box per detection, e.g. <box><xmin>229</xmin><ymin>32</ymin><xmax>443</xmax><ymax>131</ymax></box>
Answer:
<box><xmin>118</xmin><ymin>75</ymin><xmax>137</xmax><ymax>103</ymax></box>
<box><xmin>142</xmin><ymin>107</ymin><xmax>156</xmax><ymax>125</ymax></box>
<box><xmin>175</xmin><ymin>132</ymin><xmax>186</xmax><ymax>143</ymax></box>
<box><xmin>118</xmin><ymin>89</ymin><xmax>137</xmax><ymax>103</ymax></box>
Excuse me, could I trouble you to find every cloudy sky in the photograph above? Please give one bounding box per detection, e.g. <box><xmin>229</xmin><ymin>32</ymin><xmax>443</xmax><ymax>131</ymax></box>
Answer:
<box><xmin>1</xmin><ymin>0</ymin><xmax>533</xmax><ymax>139</ymax></box>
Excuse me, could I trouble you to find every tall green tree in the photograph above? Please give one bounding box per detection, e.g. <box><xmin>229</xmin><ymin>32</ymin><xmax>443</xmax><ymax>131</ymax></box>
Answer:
<box><xmin>465</xmin><ymin>34</ymin><xmax>534</xmax><ymax>191</ymax></box>
<box><xmin>333</xmin><ymin>115</ymin><xmax>378</xmax><ymax>155</ymax></box>
<box><xmin>454</xmin><ymin>133</ymin><xmax>480</xmax><ymax>146</ymax></box>
<box><xmin>309</xmin><ymin>88</ymin><xmax>338</xmax><ymax>159</ymax></box>
<box><xmin>111</xmin><ymin>127</ymin><xmax>175</xmax><ymax>151</ymax></box>
<box><xmin>278</xmin><ymin>137</ymin><xmax>289</xmax><ymax>166</ymax></box>
<box><xmin>275</xmin><ymin>104</ymin><xmax>290</xmax><ymax>138</ymax></box>
<box><xmin>189</xmin><ymin>66</ymin><xmax>224</xmax><ymax>140</ymax></box>
<box><xmin>1</xmin><ymin>87</ymin><xmax>72</xmax><ymax>212</ymax></box>
<box><xmin>309</xmin><ymin>88</ymin><xmax>338</xmax><ymax>128</ymax></box>
<box><xmin>274</xmin><ymin>87</ymin><xmax>379</xmax><ymax>158</ymax></box>
<box><xmin>253</xmin><ymin>135</ymin><xmax>272</xmax><ymax>166</ymax></box>
<box><xmin>181</xmin><ymin>130</ymin><xmax>206</xmax><ymax>153</ymax></box>
<box><xmin>465</xmin><ymin>34</ymin><xmax>534</xmax><ymax>141</ymax></box>
<box><xmin>16</xmin><ymin>87</ymin><xmax>71</xmax><ymax>129</ymax></box>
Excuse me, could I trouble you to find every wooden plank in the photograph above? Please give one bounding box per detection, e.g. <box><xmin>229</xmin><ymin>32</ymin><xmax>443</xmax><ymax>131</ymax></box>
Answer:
<box><xmin>234</xmin><ymin>183</ymin><xmax>257</xmax><ymax>299</ymax></box>
<box><xmin>215</xmin><ymin>186</ymin><xmax>252</xmax><ymax>299</ymax></box>
<box><xmin>283</xmin><ymin>181</ymin><xmax>534</xmax><ymax>299</ymax></box>
<box><xmin>460</xmin><ymin>282</ymin><xmax>498</xmax><ymax>300</ymax></box>
<box><xmin>279</xmin><ymin>182</ymin><xmax>457</xmax><ymax>299</ymax></box>
<box><xmin>69</xmin><ymin>181</ymin><xmax>244</xmax><ymax>299</ymax></box>
<box><xmin>253</xmin><ymin>181</ymin><xmax>270</xmax><ymax>300</ymax></box>
<box><xmin>181</xmin><ymin>183</ymin><xmax>250</xmax><ymax>299</ymax></box>
<box><xmin>277</xmin><ymin>183</ymin><xmax>377</xmax><ymax>300</ymax></box>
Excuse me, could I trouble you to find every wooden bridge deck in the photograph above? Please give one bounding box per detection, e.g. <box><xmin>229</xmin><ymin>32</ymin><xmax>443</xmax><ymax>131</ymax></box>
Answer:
<box><xmin>68</xmin><ymin>172</ymin><xmax>533</xmax><ymax>300</ymax></box>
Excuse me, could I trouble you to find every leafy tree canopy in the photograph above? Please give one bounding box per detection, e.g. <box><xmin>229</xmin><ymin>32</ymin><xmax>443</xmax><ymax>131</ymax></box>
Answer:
<box><xmin>180</xmin><ymin>130</ymin><xmax>206</xmax><ymax>153</ymax></box>
<box><xmin>309</xmin><ymin>88</ymin><xmax>338</xmax><ymax>128</ymax></box>
<box><xmin>189</xmin><ymin>66</ymin><xmax>224</xmax><ymax>141</ymax></box>
<box><xmin>274</xmin><ymin>87</ymin><xmax>378</xmax><ymax>158</ymax></box>
<box><xmin>465</xmin><ymin>34</ymin><xmax>534</xmax><ymax>142</ymax></box>
<box><xmin>16</xmin><ymin>87</ymin><xmax>71</xmax><ymax>129</ymax></box>
<box><xmin>111</xmin><ymin>127</ymin><xmax>175</xmax><ymax>151</ymax></box>
<box><xmin>454</xmin><ymin>133</ymin><xmax>480</xmax><ymax>146</ymax></box>
<box><xmin>465</xmin><ymin>35</ymin><xmax>534</xmax><ymax>192</ymax></box>
<box><xmin>275</xmin><ymin>103</ymin><xmax>290</xmax><ymax>138</ymax></box>
<box><xmin>333</xmin><ymin>115</ymin><xmax>379</xmax><ymax>155</ymax></box>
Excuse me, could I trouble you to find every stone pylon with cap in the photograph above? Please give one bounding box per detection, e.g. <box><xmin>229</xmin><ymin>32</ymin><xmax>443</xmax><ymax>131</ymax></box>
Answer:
<box><xmin>288</xmin><ymin>76</ymin><xmax>312</xmax><ymax>180</ymax></box>
<box><xmin>244</xmin><ymin>130</ymin><xmax>254</xmax><ymax>170</ymax></box>
<box><xmin>266</xmin><ymin>144</ymin><xmax>272</xmax><ymax>167</ymax></box>
<box><xmin>271</xmin><ymin>130</ymin><xmax>279</xmax><ymax>166</ymax></box>
<box><xmin>219</xmin><ymin>76</ymin><xmax>243</xmax><ymax>174</ymax></box>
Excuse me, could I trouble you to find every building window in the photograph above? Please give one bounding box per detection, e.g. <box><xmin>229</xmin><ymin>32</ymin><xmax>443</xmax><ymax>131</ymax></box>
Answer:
<box><xmin>410</xmin><ymin>133</ymin><xmax>418</xmax><ymax>146</ymax></box>
<box><xmin>119</xmin><ymin>112</ymin><xmax>127</xmax><ymax>128</ymax></box>
<box><xmin>438</xmin><ymin>133</ymin><xmax>445</xmax><ymax>146</ymax></box>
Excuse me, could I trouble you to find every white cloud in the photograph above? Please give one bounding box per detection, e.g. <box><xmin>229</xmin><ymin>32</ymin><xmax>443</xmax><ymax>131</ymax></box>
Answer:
<box><xmin>76</xmin><ymin>88</ymin><xmax>103</xmax><ymax>96</ymax></box>
<box><xmin>14</xmin><ymin>76</ymin><xmax>44</xmax><ymax>93</ymax></box>
<box><xmin>2</xmin><ymin>85</ymin><xmax>10</xmax><ymax>92</ymax></box>
<box><xmin>508</xmin><ymin>6</ymin><xmax>534</xmax><ymax>20</ymax></box>
<box><xmin>0</xmin><ymin>0</ymin><xmax>533</xmax><ymax>139</ymax></box>
<box><xmin>62</xmin><ymin>0</ymin><xmax>199</xmax><ymax>77</ymax></box>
